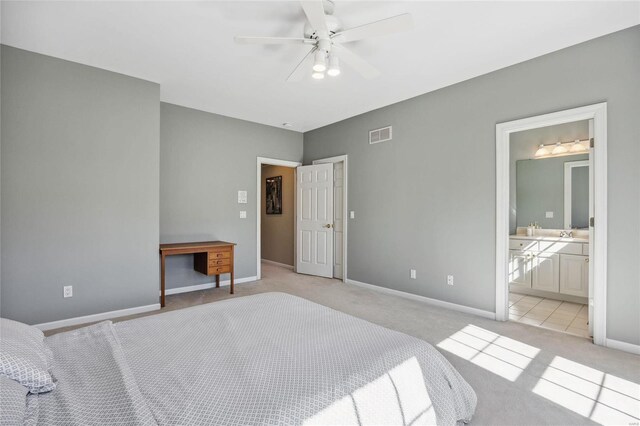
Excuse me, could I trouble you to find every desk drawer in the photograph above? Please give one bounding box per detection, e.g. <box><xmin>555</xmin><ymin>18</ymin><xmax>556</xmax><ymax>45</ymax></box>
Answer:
<box><xmin>208</xmin><ymin>246</ymin><xmax>232</xmax><ymax>253</ymax></box>
<box><xmin>208</xmin><ymin>258</ymin><xmax>231</xmax><ymax>267</ymax></box>
<box><xmin>209</xmin><ymin>265</ymin><xmax>231</xmax><ymax>275</ymax></box>
<box><xmin>208</xmin><ymin>251</ymin><xmax>231</xmax><ymax>260</ymax></box>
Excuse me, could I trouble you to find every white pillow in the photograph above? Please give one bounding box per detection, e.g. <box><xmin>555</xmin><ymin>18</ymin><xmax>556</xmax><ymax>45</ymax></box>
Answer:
<box><xmin>0</xmin><ymin>374</ymin><xmax>29</xmax><ymax>425</ymax></box>
<box><xmin>0</xmin><ymin>318</ymin><xmax>56</xmax><ymax>393</ymax></box>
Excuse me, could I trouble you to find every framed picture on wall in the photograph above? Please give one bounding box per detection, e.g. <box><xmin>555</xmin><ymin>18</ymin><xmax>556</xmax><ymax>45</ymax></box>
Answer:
<box><xmin>266</xmin><ymin>176</ymin><xmax>282</xmax><ymax>215</ymax></box>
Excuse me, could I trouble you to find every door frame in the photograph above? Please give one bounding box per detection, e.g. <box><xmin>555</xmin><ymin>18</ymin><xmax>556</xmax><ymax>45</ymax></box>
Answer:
<box><xmin>256</xmin><ymin>157</ymin><xmax>302</xmax><ymax>280</ymax></box>
<box><xmin>495</xmin><ymin>103</ymin><xmax>607</xmax><ymax>346</ymax></box>
<box><xmin>313</xmin><ymin>155</ymin><xmax>349</xmax><ymax>283</ymax></box>
<box><xmin>563</xmin><ymin>159</ymin><xmax>589</xmax><ymax>229</ymax></box>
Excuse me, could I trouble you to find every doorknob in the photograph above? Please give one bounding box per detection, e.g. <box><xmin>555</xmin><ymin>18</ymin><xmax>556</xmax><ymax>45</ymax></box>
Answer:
<box><xmin>323</xmin><ymin>224</ymin><xmax>333</xmax><ymax>228</ymax></box>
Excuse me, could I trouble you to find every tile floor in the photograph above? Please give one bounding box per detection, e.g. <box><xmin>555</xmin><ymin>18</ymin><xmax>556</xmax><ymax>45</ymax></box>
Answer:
<box><xmin>509</xmin><ymin>292</ymin><xmax>590</xmax><ymax>338</ymax></box>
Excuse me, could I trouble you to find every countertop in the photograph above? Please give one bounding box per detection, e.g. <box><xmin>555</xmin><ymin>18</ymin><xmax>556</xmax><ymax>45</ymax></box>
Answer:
<box><xmin>510</xmin><ymin>234</ymin><xmax>589</xmax><ymax>243</ymax></box>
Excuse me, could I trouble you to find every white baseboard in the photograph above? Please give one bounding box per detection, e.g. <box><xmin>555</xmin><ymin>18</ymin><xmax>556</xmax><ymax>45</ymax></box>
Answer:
<box><xmin>346</xmin><ymin>279</ymin><xmax>496</xmax><ymax>320</ymax></box>
<box><xmin>606</xmin><ymin>338</ymin><xmax>640</xmax><ymax>355</ymax></box>
<box><xmin>164</xmin><ymin>276</ymin><xmax>258</xmax><ymax>296</ymax></box>
<box><xmin>261</xmin><ymin>259</ymin><xmax>294</xmax><ymax>270</ymax></box>
<box><xmin>34</xmin><ymin>303</ymin><xmax>160</xmax><ymax>331</ymax></box>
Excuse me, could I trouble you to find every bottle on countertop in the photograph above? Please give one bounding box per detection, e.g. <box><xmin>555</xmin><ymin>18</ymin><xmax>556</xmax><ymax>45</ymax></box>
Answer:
<box><xmin>527</xmin><ymin>222</ymin><xmax>534</xmax><ymax>236</ymax></box>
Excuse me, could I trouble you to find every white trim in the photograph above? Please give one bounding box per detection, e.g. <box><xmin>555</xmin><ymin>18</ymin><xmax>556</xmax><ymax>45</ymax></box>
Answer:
<box><xmin>34</xmin><ymin>303</ymin><xmax>160</xmax><ymax>331</ymax></box>
<box><xmin>260</xmin><ymin>259</ymin><xmax>294</xmax><ymax>270</ymax></box>
<box><xmin>495</xmin><ymin>102</ymin><xmax>607</xmax><ymax>346</ymax></box>
<box><xmin>164</xmin><ymin>276</ymin><xmax>258</xmax><ymax>296</ymax></box>
<box><xmin>563</xmin><ymin>160</ymin><xmax>589</xmax><ymax>229</ymax></box>
<box><xmin>312</xmin><ymin>155</ymin><xmax>349</xmax><ymax>283</ymax></box>
<box><xmin>346</xmin><ymin>279</ymin><xmax>496</xmax><ymax>320</ymax></box>
<box><xmin>606</xmin><ymin>338</ymin><xmax>640</xmax><ymax>355</ymax></box>
<box><xmin>256</xmin><ymin>157</ymin><xmax>302</xmax><ymax>281</ymax></box>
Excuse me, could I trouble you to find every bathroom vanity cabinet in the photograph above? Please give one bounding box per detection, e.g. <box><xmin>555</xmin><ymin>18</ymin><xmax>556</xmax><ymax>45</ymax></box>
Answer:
<box><xmin>509</xmin><ymin>236</ymin><xmax>589</xmax><ymax>298</ymax></box>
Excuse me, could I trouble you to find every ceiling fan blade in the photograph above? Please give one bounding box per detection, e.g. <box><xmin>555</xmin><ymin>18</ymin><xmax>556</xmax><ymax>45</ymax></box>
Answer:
<box><xmin>332</xmin><ymin>44</ymin><xmax>380</xmax><ymax>79</ymax></box>
<box><xmin>287</xmin><ymin>47</ymin><xmax>317</xmax><ymax>82</ymax></box>
<box><xmin>235</xmin><ymin>36</ymin><xmax>313</xmax><ymax>45</ymax></box>
<box><xmin>332</xmin><ymin>13</ymin><xmax>413</xmax><ymax>44</ymax></box>
<box><xmin>300</xmin><ymin>1</ymin><xmax>328</xmax><ymax>34</ymax></box>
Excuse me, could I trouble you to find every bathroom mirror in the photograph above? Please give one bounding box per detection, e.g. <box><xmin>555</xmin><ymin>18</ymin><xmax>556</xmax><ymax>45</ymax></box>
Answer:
<box><xmin>515</xmin><ymin>155</ymin><xmax>589</xmax><ymax>230</ymax></box>
<box><xmin>564</xmin><ymin>160</ymin><xmax>589</xmax><ymax>229</ymax></box>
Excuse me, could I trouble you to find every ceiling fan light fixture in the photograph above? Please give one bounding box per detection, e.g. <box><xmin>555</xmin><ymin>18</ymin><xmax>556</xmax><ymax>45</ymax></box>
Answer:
<box><xmin>327</xmin><ymin>54</ymin><xmax>340</xmax><ymax>77</ymax></box>
<box><xmin>311</xmin><ymin>70</ymin><xmax>325</xmax><ymax>80</ymax></box>
<box><xmin>312</xmin><ymin>50</ymin><xmax>327</xmax><ymax>72</ymax></box>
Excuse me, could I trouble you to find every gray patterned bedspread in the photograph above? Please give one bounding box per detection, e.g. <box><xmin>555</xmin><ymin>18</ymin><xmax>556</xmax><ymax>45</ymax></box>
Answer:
<box><xmin>29</xmin><ymin>292</ymin><xmax>476</xmax><ymax>425</ymax></box>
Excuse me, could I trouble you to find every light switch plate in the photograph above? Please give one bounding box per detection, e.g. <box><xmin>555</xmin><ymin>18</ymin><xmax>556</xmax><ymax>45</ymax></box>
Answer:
<box><xmin>350</xmin><ymin>211</ymin><xmax>355</xmax><ymax>219</ymax></box>
<box><xmin>545</xmin><ymin>211</ymin><xmax>554</xmax><ymax>218</ymax></box>
<box><xmin>410</xmin><ymin>269</ymin><xmax>417</xmax><ymax>279</ymax></box>
<box><xmin>237</xmin><ymin>190</ymin><xmax>247</xmax><ymax>204</ymax></box>
<box><xmin>239</xmin><ymin>211</ymin><xmax>247</xmax><ymax>219</ymax></box>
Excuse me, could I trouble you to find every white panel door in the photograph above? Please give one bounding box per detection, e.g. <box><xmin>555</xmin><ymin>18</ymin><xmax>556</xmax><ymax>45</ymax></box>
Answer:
<box><xmin>333</xmin><ymin>162</ymin><xmax>344</xmax><ymax>279</ymax></box>
<box><xmin>296</xmin><ymin>164</ymin><xmax>334</xmax><ymax>278</ymax></box>
<box><xmin>588</xmin><ymin>119</ymin><xmax>594</xmax><ymax>336</ymax></box>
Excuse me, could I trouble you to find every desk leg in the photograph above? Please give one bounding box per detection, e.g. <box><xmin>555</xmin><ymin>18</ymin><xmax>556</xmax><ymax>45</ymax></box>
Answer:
<box><xmin>216</xmin><ymin>274</ymin><xmax>220</xmax><ymax>288</ymax></box>
<box><xmin>230</xmin><ymin>246</ymin><xmax>234</xmax><ymax>295</ymax></box>
<box><xmin>160</xmin><ymin>253</ymin><xmax>166</xmax><ymax>308</ymax></box>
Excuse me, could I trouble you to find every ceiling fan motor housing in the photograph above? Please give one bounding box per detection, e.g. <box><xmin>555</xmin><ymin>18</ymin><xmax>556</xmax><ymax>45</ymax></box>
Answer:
<box><xmin>304</xmin><ymin>14</ymin><xmax>341</xmax><ymax>39</ymax></box>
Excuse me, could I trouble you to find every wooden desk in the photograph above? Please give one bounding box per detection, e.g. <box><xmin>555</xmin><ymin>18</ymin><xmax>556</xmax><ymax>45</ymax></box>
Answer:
<box><xmin>159</xmin><ymin>241</ymin><xmax>236</xmax><ymax>307</ymax></box>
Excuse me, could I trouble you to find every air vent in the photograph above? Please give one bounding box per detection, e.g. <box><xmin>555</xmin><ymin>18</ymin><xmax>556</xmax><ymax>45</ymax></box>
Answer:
<box><xmin>369</xmin><ymin>126</ymin><xmax>392</xmax><ymax>144</ymax></box>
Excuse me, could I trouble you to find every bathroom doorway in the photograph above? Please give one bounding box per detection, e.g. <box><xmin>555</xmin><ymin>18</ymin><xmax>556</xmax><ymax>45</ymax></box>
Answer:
<box><xmin>495</xmin><ymin>103</ymin><xmax>608</xmax><ymax>346</ymax></box>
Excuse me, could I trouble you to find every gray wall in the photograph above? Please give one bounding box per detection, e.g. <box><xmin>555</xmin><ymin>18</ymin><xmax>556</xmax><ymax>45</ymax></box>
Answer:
<box><xmin>1</xmin><ymin>46</ymin><xmax>160</xmax><ymax>324</ymax></box>
<box><xmin>261</xmin><ymin>165</ymin><xmax>295</xmax><ymax>266</ymax></box>
<box><xmin>160</xmin><ymin>103</ymin><xmax>302</xmax><ymax>290</ymax></box>
<box><xmin>516</xmin><ymin>155</ymin><xmax>588</xmax><ymax>230</ymax></box>
<box><xmin>304</xmin><ymin>26</ymin><xmax>640</xmax><ymax>345</ymax></box>
<box><xmin>509</xmin><ymin>121</ymin><xmax>589</xmax><ymax>233</ymax></box>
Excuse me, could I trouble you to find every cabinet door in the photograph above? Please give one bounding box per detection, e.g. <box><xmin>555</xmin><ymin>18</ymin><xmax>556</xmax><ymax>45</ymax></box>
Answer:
<box><xmin>560</xmin><ymin>254</ymin><xmax>589</xmax><ymax>297</ymax></box>
<box><xmin>532</xmin><ymin>252</ymin><xmax>559</xmax><ymax>292</ymax></box>
<box><xmin>509</xmin><ymin>250</ymin><xmax>532</xmax><ymax>288</ymax></box>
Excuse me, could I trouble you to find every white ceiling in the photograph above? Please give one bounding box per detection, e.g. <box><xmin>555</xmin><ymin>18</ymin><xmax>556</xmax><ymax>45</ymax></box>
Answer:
<box><xmin>2</xmin><ymin>1</ymin><xmax>638</xmax><ymax>132</ymax></box>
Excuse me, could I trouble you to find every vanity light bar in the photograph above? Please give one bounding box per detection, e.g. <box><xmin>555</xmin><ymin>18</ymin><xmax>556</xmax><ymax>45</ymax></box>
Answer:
<box><xmin>534</xmin><ymin>138</ymin><xmax>590</xmax><ymax>158</ymax></box>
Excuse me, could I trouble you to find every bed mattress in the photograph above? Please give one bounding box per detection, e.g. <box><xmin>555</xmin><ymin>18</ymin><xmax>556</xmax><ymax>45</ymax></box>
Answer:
<box><xmin>28</xmin><ymin>292</ymin><xmax>476</xmax><ymax>425</ymax></box>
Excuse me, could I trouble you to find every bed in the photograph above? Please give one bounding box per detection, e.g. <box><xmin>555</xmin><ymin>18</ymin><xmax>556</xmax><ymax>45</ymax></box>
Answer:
<box><xmin>11</xmin><ymin>292</ymin><xmax>476</xmax><ymax>425</ymax></box>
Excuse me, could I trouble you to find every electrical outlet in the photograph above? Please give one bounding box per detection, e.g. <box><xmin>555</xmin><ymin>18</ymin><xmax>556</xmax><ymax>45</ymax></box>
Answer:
<box><xmin>447</xmin><ymin>275</ymin><xmax>454</xmax><ymax>286</ymax></box>
<box><xmin>545</xmin><ymin>211</ymin><xmax>554</xmax><ymax>218</ymax></box>
<box><xmin>410</xmin><ymin>269</ymin><xmax>417</xmax><ymax>279</ymax></box>
<box><xmin>239</xmin><ymin>211</ymin><xmax>247</xmax><ymax>219</ymax></box>
<box><xmin>350</xmin><ymin>211</ymin><xmax>355</xmax><ymax>219</ymax></box>
<box><xmin>63</xmin><ymin>285</ymin><xmax>73</xmax><ymax>298</ymax></box>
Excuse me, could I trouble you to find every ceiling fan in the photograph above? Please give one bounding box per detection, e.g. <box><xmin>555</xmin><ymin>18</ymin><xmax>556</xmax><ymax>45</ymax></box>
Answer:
<box><xmin>234</xmin><ymin>0</ymin><xmax>413</xmax><ymax>82</ymax></box>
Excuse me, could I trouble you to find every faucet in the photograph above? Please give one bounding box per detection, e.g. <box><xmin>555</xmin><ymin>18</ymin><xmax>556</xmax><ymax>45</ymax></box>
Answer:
<box><xmin>560</xmin><ymin>230</ymin><xmax>573</xmax><ymax>238</ymax></box>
